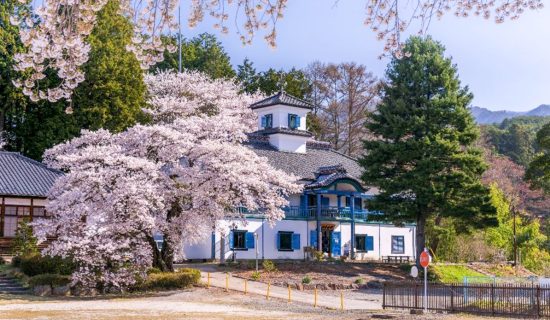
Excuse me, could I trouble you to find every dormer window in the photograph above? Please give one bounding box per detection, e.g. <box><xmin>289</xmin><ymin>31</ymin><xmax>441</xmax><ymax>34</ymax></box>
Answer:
<box><xmin>261</xmin><ymin>114</ymin><xmax>273</xmax><ymax>129</ymax></box>
<box><xmin>288</xmin><ymin>114</ymin><xmax>300</xmax><ymax>129</ymax></box>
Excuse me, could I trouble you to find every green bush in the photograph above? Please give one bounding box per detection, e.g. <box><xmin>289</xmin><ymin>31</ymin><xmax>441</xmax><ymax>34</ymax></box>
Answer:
<box><xmin>0</xmin><ymin>256</ymin><xmax>5</xmax><ymax>265</ymax></box>
<box><xmin>28</xmin><ymin>274</ymin><xmax>71</xmax><ymax>288</ymax></box>
<box><xmin>302</xmin><ymin>275</ymin><xmax>311</xmax><ymax>284</ymax></box>
<box><xmin>11</xmin><ymin>255</ymin><xmax>22</xmax><ymax>268</ymax></box>
<box><xmin>20</xmin><ymin>254</ymin><xmax>75</xmax><ymax>276</ymax></box>
<box><xmin>262</xmin><ymin>260</ymin><xmax>277</xmax><ymax>273</ymax></box>
<box><xmin>251</xmin><ymin>271</ymin><xmax>261</xmax><ymax>281</ymax></box>
<box><xmin>142</xmin><ymin>269</ymin><xmax>201</xmax><ymax>291</ymax></box>
<box><xmin>354</xmin><ymin>278</ymin><xmax>365</xmax><ymax>284</ymax></box>
<box><xmin>11</xmin><ymin>220</ymin><xmax>38</xmax><ymax>257</ymax></box>
<box><xmin>313</xmin><ymin>250</ymin><xmax>324</xmax><ymax>261</ymax></box>
<box><xmin>147</xmin><ymin>267</ymin><xmax>162</xmax><ymax>275</ymax></box>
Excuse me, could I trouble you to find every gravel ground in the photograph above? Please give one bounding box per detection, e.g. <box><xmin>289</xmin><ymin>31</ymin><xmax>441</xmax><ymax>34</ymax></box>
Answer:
<box><xmin>0</xmin><ymin>287</ymin><xmax>514</xmax><ymax>320</ymax></box>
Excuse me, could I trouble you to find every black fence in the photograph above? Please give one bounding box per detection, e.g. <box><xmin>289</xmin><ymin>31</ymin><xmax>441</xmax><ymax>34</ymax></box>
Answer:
<box><xmin>383</xmin><ymin>281</ymin><xmax>550</xmax><ymax>318</ymax></box>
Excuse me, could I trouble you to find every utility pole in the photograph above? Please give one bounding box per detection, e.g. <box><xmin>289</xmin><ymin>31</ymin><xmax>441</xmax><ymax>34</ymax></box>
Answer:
<box><xmin>178</xmin><ymin>5</ymin><xmax>182</xmax><ymax>73</ymax></box>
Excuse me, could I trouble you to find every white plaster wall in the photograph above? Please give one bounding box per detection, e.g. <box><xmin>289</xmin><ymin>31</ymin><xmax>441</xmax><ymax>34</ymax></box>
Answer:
<box><xmin>182</xmin><ymin>233</ymin><xmax>212</xmax><ymax>260</ymax></box>
<box><xmin>268</xmin><ymin>134</ymin><xmax>308</xmax><ymax>153</ymax></box>
<box><xmin>379</xmin><ymin>225</ymin><xmax>416</xmax><ymax>258</ymax></box>
<box><xmin>3</xmin><ymin>198</ymin><xmax>32</xmax><ymax>206</ymax></box>
<box><xmin>255</xmin><ymin>105</ymin><xmax>308</xmax><ymax>131</ymax></box>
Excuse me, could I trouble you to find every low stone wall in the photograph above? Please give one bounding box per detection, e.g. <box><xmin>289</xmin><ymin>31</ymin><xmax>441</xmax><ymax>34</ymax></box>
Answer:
<box><xmin>33</xmin><ymin>285</ymin><xmax>98</xmax><ymax>297</ymax></box>
<box><xmin>273</xmin><ymin>280</ymin><xmax>383</xmax><ymax>291</ymax></box>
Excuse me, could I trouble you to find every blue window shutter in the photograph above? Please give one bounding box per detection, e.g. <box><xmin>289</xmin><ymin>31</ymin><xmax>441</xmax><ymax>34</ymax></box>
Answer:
<box><xmin>331</xmin><ymin>232</ymin><xmax>341</xmax><ymax>256</ymax></box>
<box><xmin>310</xmin><ymin>230</ymin><xmax>317</xmax><ymax>247</ymax></box>
<box><xmin>296</xmin><ymin>116</ymin><xmax>301</xmax><ymax>128</ymax></box>
<box><xmin>229</xmin><ymin>231</ymin><xmax>234</xmax><ymax>249</ymax></box>
<box><xmin>246</xmin><ymin>232</ymin><xmax>255</xmax><ymax>249</ymax></box>
<box><xmin>366</xmin><ymin>236</ymin><xmax>374</xmax><ymax>251</ymax></box>
<box><xmin>261</xmin><ymin>116</ymin><xmax>266</xmax><ymax>128</ymax></box>
<box><xmin>292</xmin><ymin>233</ymin><xmax>300</xmax><ymax>250</ymax></box>
<box><xmin>287</xmin><ymin>114</ymin><xmax>292</xmax><ymax>128</ymax></box>
<box><xmin>276</xmin><ymin>233</ymin><xmax>281</xmax><ymax>250</ymax></box>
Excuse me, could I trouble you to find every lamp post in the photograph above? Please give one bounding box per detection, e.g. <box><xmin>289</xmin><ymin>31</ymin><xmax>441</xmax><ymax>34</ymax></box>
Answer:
<box><xmin>254</xmin><ymin>232</ymin><xmax>259</xmax><ymax>272</ymax></box>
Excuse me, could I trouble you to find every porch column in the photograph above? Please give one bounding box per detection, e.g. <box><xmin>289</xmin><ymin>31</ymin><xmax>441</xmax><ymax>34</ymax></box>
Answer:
<box><xmin>350</xmin><ymin>195</ymin><xmax>356</xmax><ymax>260</ymax></box>
<box><xmin>316</xmin><ymin>193</ymin><xmax>322</xmax><ymax>252</ymax></box>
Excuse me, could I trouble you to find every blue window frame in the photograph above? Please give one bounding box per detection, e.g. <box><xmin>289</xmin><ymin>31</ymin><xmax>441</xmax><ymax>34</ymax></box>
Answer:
<box><xmin>288</xmin><ymin>114</ymin><xmax>300</xmax><ymax>129</ymax></box>
<box><xmin>355</xmin><ymin>234</ymin><xmax>374</xmax><ymax>252</ymax></box>
<box><xmin>277</xmin><ymin>231</ymin><xmax>301</xmax><ymax>251</ymax></box>
<box><xmin>261</xmin><ymin>114</ymin><xmax>273</xmax><ymax>128</ymax></box>
<box><xmin>391</xmin><ymin>236</ymin><xmax>404</xmax><ymax>254</ymax></box>
<box><xmin>229</xmin><ymin>230</ymin><xmax>255</xmax><ymax>250</ymax></box>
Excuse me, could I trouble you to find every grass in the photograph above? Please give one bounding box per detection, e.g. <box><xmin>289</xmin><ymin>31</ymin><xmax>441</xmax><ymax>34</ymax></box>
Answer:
<box><xmin>431</xmin><ymin>265</ymin><xmax>485</xmax><ymax>284</ymax></box>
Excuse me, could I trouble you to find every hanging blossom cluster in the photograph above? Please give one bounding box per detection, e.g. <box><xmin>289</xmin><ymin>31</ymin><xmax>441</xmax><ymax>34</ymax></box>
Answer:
<box><xmin>11</xmin><ymin>0</ymin><xmax>286</xmax><ymax>102</ymax></box>
<box><xmin>36</xmin><ymin>71</ymin><xmax>302</xmax><ymax>289</ymax></box>
<box><xmin>364</xmin><ymin>0</ymin><xmax>543</xmax><ymax>57</ymax></box>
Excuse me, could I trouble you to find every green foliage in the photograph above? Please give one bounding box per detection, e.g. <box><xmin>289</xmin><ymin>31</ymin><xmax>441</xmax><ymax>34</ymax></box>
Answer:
<box><xmin>262</xmin><ymin>260</ymin><xmax>277</xmax><ymax>273</ymax></box>
<box><xmin>354</xmin><ymin>278</ymin><xmax>365</xmax><ymax>284</ymax></box>
<box><xmin>19</xmin><ymin>254</ymin><xmax>75</xmax><ymax>277</ymax></box>
<box><xmin>301</xmin><ymin>275</ymin><xmax>312</xmax><ymax>284</ymax></box>
<box><xmin>312</xmin><ymin>250</ymin><xmax>324</xmax><ymax>261</ymax></box>
<box><xmin>237</xmin><ymin>58</ymin><xmax>312</xmax><ymax>99</ymax></box>
<box><xmin>526</xmin><ymin>122</ymin><xmax>550</xmax><ymax>193</ymax></box>
<box><xmin>11</xmin><ymin>255</ymin><xmax>22</xmax><ymax>268</ymax></box>
<box><xmin>147</xmin><ymin>267</ymin><xmax>162</xmax><ymax>275</ymax></box>
<box><xmin>483</xmin><ymin>116</ymin><xmax>549</xmax><ymax>167</ymax></box>
<box><xmin>431</xmin><ymin>265</ymin><xmax>485</xmax><ymax>284</ymax></box>
<box><xmin>140</xmin><ymin>268</ymin><xmax>201</xmax><ymax>291</ymax></box>
<box><xmin>28</xmin><ymin>274</ymin><xmax>71</xmax><ymax>288</ymax></box>
<box><xmin>0</xmin><ymin>257</ymin><xmax>5</xmax><ymax>265</ymax></box>
<box><xmin>251</xmin><ymin>271</ymin><xmax>261</xmax><ymax>281</ymax></box>
<box><xmin>360</xmin><ymin>36</ymin><xmax>495</xmax><ymax>259</ymax></box>
<box><xmin>153</xmin><ymin>33</ymin><xmax>235</xmax><ymax>79</ymax></box>
<box><xmin>72</xmin><ymin>0</ymin><xmax>146</xmax><ymax>133</ymax></box>
<box><xmin>11</xmin><ymin>219</ymin><xmax>38</xmax><ymax>257</ymax></box>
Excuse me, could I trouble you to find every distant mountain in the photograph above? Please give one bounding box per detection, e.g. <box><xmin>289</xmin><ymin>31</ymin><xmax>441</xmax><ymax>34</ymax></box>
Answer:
<box><xmin>470</xmin><ymin>105</ymin><xmax>550</xmax><ymax>124</ymax></box>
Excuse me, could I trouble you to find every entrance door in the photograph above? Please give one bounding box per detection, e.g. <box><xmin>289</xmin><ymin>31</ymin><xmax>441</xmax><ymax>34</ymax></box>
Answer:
<box><xmin>322</xmin><ymin>230</ymin><xmax>331</xmax><ymax>255</ymax></box>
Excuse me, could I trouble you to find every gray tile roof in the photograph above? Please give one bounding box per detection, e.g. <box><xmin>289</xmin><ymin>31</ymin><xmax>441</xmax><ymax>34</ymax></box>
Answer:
<box><xmin>0</xmin><ymin>152</ymin><xmax>63</xmax><ymax>197</ymax></box>
<box><xmin>250</xmin><ymin>91</ymin><xmax>314</xmax><ymax>110</ymax></box>
<box><xmin>246</xmin><ymin>141</ymin><xmax>363</xmax><ymax>183</ymax></box>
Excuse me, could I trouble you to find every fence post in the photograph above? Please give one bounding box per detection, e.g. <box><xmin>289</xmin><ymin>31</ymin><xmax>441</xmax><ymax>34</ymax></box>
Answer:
<box><xmin>450</xmin><ymin>283</ymin><xmax>454</xmax><ymax>312</ymax></box>
<box><xmin>382</xmin><ymin>282</ymin><xmax>386</xmax><ymax>309</ymax></box>
<box><xmin>491</xmin><ymin>283</ymin><xmax>495</xmax><ymax>316</ymax></box>
<box><xmin>537</xmin><ymin>285</ymin><xmax>540</xmax><ymax>318</ymax></box>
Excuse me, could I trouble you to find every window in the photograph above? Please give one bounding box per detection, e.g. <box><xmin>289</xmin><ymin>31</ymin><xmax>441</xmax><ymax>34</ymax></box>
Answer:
<box><xmin>288</xmin><ymin>114</ymin><xmax>300</xmax><ymax>129</ymax></box>
<box><xmin>232</xmin><ymin>230</ymin><xmax>247</xmax><ymax>249</ymax></box>
<box><xmin>261</xmin><ymin>114</ymin><xmax>273</xmax><ymax>129</ymax></box>
<box><xmin>277</xmin><ymin>232</ymin><xmax>301</xmax><ymax>251</ymax></box>
<box><xmin>355</xmin><ymin>235</ymin><xmax>374</xmax><ymax>252</ymax></box>
<box><xmin>391</xmin><ymin>236</ymin><xmax>405</xmax><ymax>254</ymax></box>
<box><xmin>2</xmin><ymin>205</ymin><xmax>46</xmax><ymax>238</ymax></box>
<box><xmin>278</xmin><ymin>232</ymin><xmax>293</xmax><ymax>251</ymax></box>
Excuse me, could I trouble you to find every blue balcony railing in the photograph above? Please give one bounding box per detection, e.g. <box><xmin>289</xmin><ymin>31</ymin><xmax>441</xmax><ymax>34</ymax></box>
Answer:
<box><xmin>282</xmin><ymin>206</ymin><xmax>380</xmax><ymax>221</ymax></box>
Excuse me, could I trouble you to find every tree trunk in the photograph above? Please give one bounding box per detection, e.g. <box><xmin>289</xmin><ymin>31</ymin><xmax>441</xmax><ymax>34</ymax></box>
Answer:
<box><xmin>416</xmin><ymin>214</ymin><xmax>427</xmax><ymax>267</ymax></box>
<box><xmin>429</xmin><ymin>215</ymin><xmax>442</xmax><ymax>256</ymax></box>
<box><xmin>161</xmin><ymin>238</ymin><xmax>175</xmax><ymax>272</ymax></box>
<box><xmin>148</xmin><ymin>235</ymin><xmax>169</xmax><ymax>271</ymax></box>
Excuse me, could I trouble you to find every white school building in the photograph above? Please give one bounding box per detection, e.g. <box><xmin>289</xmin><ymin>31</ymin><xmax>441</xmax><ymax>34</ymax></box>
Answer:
<box><xmin>183</xmin><ymin>91</ymin><xmax>416</xmax><ymax>262</ymax></box>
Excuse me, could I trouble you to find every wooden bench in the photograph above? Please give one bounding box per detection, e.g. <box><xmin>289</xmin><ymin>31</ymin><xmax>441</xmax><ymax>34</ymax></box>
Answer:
<box><xmin>382</xmin><ymin>256</ymin><xmax>413</xmax><ymax>264</ymax></box>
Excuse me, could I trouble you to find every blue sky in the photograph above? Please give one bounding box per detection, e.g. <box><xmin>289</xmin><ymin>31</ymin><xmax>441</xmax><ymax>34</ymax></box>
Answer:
<box><xmin>178</xmin><ymin>1</ymin><xmax>549</xmax><ymax>112</ymax></box>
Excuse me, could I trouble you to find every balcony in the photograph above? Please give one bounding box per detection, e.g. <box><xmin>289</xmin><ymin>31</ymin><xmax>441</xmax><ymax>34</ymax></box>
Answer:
<box><xmin>282</xmin><ymin>206</ymin><xmax>383</xmax><ymax>222</ymax></box>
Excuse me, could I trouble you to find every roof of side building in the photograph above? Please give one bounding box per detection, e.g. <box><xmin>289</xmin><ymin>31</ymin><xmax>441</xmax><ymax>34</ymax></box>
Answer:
<box><xmin>0</xmin><ymin>151</ymin><xmax>63</xmax><ymax>198</ymax></box>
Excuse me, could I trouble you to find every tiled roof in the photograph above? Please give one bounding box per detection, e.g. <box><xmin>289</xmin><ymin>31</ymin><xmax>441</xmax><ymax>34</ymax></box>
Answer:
<box><xmin>253</xmin><ymin>128</ymin><xmax>313</xmax><ymax>137</ymax></box>
<box><xmin>245</xmin><ymin>140</ymin><xmax>363</xmax><ymax>183</ymax></box>
<box><xmin>0</xmin><ymin>152</ymin><xmax>63</xmax><ymax>197</ymax></box>
<box><xmin>250</xmin><ymin>91</ymin><xmax>314</xmax><ymax>110</ymax></box>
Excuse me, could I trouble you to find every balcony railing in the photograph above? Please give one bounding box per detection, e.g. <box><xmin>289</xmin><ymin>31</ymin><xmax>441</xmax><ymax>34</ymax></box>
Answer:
<box><xmin>236</xmin><ymin>206</ymin><xmax>383</xmax><ymax>221</ymax></box>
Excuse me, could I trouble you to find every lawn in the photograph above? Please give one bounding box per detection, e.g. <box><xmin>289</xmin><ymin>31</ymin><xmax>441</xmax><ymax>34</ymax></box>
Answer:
<box><xmin>431</xmin><ymin>265</ymin><xmax>485</xmax><ymax>284</ymax></box>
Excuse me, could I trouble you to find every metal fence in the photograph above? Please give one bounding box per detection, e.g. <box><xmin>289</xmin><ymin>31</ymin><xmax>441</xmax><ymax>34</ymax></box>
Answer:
<box><xmin>383</xmin><ymin>281</ymin><xmax>550</xmax><ymax>318</ymax></box>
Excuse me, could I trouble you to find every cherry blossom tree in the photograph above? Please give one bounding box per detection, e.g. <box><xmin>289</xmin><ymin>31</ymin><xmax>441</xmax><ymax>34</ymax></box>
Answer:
<box><xmin>36</xmin><ymin>71</ymin><xmax>301</xmax><ymax>289</ymax></box>
<box><xmin>10</xmin><ymin>0</ymin><xmax>542</xmax><ymax>103</ymax></box>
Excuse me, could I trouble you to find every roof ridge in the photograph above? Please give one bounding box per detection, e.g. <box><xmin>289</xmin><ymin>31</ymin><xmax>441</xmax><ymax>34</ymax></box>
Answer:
<box><xmin>327</xmin><ymin>149</ymin><xmax>360</xmax><ymax>162</ymax></box>
<box><xmin>281</xmin><ymin>91</ymin><xmax>314</xmax><ymax>107</ymax></box>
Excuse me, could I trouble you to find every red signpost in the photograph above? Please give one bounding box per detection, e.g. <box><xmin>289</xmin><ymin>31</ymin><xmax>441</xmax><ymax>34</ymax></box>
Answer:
<box><xmin>420</xmin><ymin>248</ymin><xmax>431</xmax><ymax>312</ymax></box>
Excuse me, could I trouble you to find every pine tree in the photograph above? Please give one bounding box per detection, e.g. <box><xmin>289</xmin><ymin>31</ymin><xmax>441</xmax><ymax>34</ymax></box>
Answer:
<box><xmin>526</xmin><ymin>123</ymin><xmax>550</xmax><ymax>193</ymax></box>
<box><xmin>71</xmin><ymin>0</ymin><xmax>146</xmax><ymax>132</ymax></box>
<box><xmin>360</xmin><ymin>36</ymin><xmax>496</xmax><ymax>262</ymax></box>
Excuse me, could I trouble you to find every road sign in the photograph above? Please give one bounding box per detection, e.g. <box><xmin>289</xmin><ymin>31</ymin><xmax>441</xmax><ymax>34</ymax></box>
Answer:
<box><xmin>410</xmin><ymin>266</ymin><xmax>418</xmax><ymax>278</ymax></box>
<box><xmin>419</xmin><ymin>250</ymin><xmax>431</xmax><ymax>268</ymax></box>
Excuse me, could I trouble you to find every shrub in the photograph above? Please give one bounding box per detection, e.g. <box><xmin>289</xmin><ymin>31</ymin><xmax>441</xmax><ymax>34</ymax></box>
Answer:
<box><xmin>20</xmin><ymin>254</ymin><xmax>75</xmax><ymax>276</ymax></box>
<box><xmin>262</xmin><ymin>260</ymin><xmax>277</xmax><ymax>273</ymax></box>
<box><xmin>11</xmin><ymin>220</ymin><xmax>39</xmax><ymax>257</ymax></box>
<box><xmin>28</xmin><ymin>274</ymin><xmax>71</xmax><ymax>288</ymax></box>
<box><xmin>313</xmin><ymin>250</ymin><xmax>324</xmax><ymax>261</ymax></box>
<box><xmin>251</xmin><ymin>271</ymin><xmax>261</xmax><ymax>281</ymax></box>
<box><xmin>302</xmin><ymin>275</ymin><xmax>311</xmax><ymax>284</ymax></box>
<box><xmin>147</xmin><ymin>267</ymin><xmax>162</xmax><ymax>275</ymax></box>
<box><xmin>354</xmin><ymin>278</ymin><xmax>365</xmax><ymax>284</ymax></box>
<box><xmin>0</xmin><ymin>256</ymin><xmax>5</xmax><ymax>265</ymax></box>
<box><xmin>142</xmin><ymin>269</ymin><xmax>201</xmax><ymax>290</ymax></box>
<box><xmin>11</xmin><ymin>256</ymin><xmax>22</xmax><ymax>268</ymax></box>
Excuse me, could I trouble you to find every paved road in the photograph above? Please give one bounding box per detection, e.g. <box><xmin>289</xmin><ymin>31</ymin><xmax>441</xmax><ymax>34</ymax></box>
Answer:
<box><xmin>187</xmin><ymin>264</ymin><xmax>382</xmax><ymax>310</ymax></box>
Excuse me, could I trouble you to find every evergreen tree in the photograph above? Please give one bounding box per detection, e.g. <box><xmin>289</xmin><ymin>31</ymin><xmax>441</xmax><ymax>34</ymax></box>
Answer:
<box><xmin>153</xmin><ymin>33</ymin><xmax>235</xmax><ymax>79</ymax></box>
<box><xmin>360</xmin><ymin>36</ymin><xmax>496</xmax><ymax>262</ymax></box>
<box><xmin>71</xmin><ymin>0</ymin><xmax>146</xmax><ymax>132</ymax></box>
<box><xmin>526</xmin><ymin>123</ymin><xmax>550</xmax><ymax>193</ymax></box>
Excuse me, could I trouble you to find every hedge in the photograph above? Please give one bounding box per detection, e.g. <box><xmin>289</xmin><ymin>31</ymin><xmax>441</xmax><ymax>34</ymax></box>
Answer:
<box><xmin>28</xmin><ymin>274</ymin><xmax>71</xmax><ymax>288</ymax></box>
<box><xmin>141</xmin><ymin>268</ymin><xmax>201</xmax><ymax>290</ymax></box>
<box><xmin>19</xmin><ymin>254</ymin><xmax>75</xmax><ymax>276</ymax></box>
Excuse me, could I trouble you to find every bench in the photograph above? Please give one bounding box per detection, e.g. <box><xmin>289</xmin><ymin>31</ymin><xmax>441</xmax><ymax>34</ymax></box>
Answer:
<box><xmin>382</xmin><ymin>256</ymin><xmax>413</xmax><ymax>264</ymax></box>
